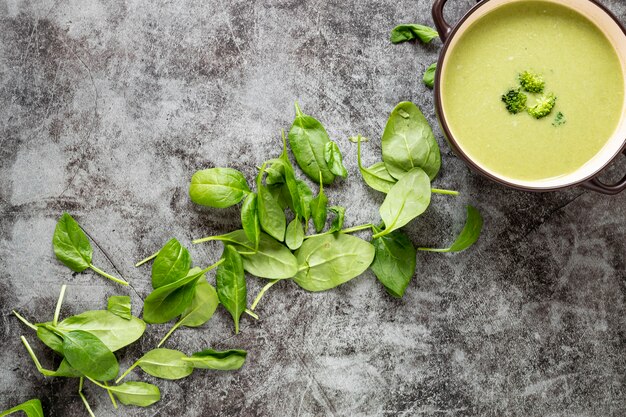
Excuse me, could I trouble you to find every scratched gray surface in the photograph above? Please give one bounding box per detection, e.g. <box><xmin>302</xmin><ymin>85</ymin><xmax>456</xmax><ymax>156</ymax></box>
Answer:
<box><xmin>1</xmin><ymin>0</ymin><xmax>625</xmax><ymax>415</ymax></box>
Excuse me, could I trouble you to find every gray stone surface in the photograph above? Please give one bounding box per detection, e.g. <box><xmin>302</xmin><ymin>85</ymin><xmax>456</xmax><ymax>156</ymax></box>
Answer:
<box><xmin>1</xmin><ymin>0</ymin><xmax>625</xmax><ymax>415</ymax></box>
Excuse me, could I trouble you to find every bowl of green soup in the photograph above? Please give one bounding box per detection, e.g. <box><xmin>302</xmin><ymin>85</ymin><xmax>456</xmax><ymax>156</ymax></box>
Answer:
<box><xmin>432</xmin><ymin>0</ymin><xmax>626</xmax><ymax>194</ymax></box>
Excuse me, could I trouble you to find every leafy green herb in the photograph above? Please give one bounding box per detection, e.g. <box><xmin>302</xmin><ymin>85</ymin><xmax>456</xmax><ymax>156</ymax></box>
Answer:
<box><xmin>216</xmin><ymin>246</ymin><xmax>247</xmax><ymax>334</ymax></box>
<box><xmin>327</xmin><ymin>206</ymin><xmax>346</xmax><ymax>233</ymax></box>
<box><xmin>324</xmin><ymin>141</ymin><xmax>348</xmax><ymax>178</ymax></box>
<box><xmin>356</xmin><ymin>136</ymin><xmax>396</xmax><ymax>193</ymax></box>
<box><xmin>294</xmin><ymin>234</ymin><xmax>375</xmax><ymax>292</ymax></box>
<box><xmin>381</xmin><ymin>102</ymin><xmax>441</xmax><ymax>181</ymax></box>
<box><xmin>107</xmin><ymin>296</ymin><xmax>131</xmax><ymax>320</ymax></box>
<box><xmin>374</xmin><ymin>168</ymin><xmax>431</xmax><ymax>238</ymax></box>
<box><xmin>419</xmin><ymin>205</ymin><xmax>483</xmax><ymax>252</ymax></box>
<box><xmin>89</xmin><ymin>380</ymin><xmax>160</xmax><ymax>407</ymax></box>
<box><xmin>0</xmin><ymin>399</ymin><xmax>44</xmax><ymax>417</ymax></box>
<box><xmin>288</xmin><ymin>102</ymin><xmax>336</xmax><ymax>185</ymax></box>
<box><xmin>54</xmin><ymin>328</ymin><xmax>119</xmax><ymax>381</ymax></box>
<box><xmin>257</xmin><ymin>163</ymin><xmax>287</xmax><ymax>242</ymax></box>
<box><xmin>182</xmin><ymin>349</ymin><xmax>247</xmax><ymax>370</ymax></box>
<box><xmin>423</xmin><ymin>63</ymin><xmax>437</xmax><ymax>89</ymax></box>
<box><xmin>241</xmin><ymin>192</ymin><xmax>261</xmax><ymax>250</ymax></box>
<box><xmin>285</xmin><ymin>217</ymin><xmax>305</xmax><ymax>250</ymax></box>
<box><xmin>370</xmin><ymin>228</ymin><xmax>416</xmax><ymax>298</ymax></box>
<box><xmin>117</xmin><ymin>348</ymin><xmax>193</xmax><ymax>381</ymax></box>
<box><xmin>310</xmin><ymin>175</ymin><xmax>328</xmax><ymax>233</ymax></box>
<box><xmin>390</xmin><ymin>24</ymin><xmax>439</xmax><ymax>44</ymax></box>
<box><xmin>52</xmin><ymin>213</ymin><xmax>128</xmax><ymax>286</ymax></box>
<box><xmin>151</xmin><ymin>238</ymin><xmax>191</xmax><ymax>289</ymax></box>
<box><xmin>296</xmin><ymin>179</ymin><xmax>314</xmax><ymax>224</ymax></box>
<box><xmin>189</xmin><ymin>168</ymin><xmax>250</xmax><ymax>208</ymax></box>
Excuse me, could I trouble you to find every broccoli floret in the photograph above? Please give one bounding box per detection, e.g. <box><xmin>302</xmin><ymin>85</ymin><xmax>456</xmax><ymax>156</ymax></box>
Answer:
<box><xmin>501</xmin><ymin>89</ymin><xmax>528</xmax><ymax>114</ymax></box>
<box><xmin>519</xmin><ymin>71</ymin><xmax>545</xmax><ymax>93</ymax></box>
<box><xmin>527</xmin><ymin>93</ymin><xmax>557</xmax><ymax>119</ymax></box>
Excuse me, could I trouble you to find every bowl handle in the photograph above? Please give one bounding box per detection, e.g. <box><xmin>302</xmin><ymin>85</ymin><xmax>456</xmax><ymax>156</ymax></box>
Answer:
<box><xmin>582</xmin><ymin>149</ymin><xmax>626</xmax><ymax>195</ymax></box>
<box><xmin>432</xmin><ymin>0</ymin><xmax>481</xmax><ymax>42</ymax></box>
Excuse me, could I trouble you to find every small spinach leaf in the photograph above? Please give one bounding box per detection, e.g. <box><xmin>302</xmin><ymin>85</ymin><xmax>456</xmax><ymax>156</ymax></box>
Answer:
<box><xmin>36</xmin><ymin>325</ymin><xmax>64</xmax><ymax>354</ymax></box>
<box><xmin>310</xmin><ymin>176</ymin><xmax>328</xmax><ymax>233</ymax></box>
<box><xmin>60</xmin><ymin>329</ymin><xmax>119</xmax><ymax>381</ymax></box>
<box><xmin>241</xmin><ymin>192</ymin><xmax>261</xmax><ymax>250</ymax></box>
<box><xmin>107</xmin><ymin>296</ymin><xmax>131</xmax><ymax>320</ymax></box>
<box><xmin>285</xmin><ymin>217</ymin><xmax>305</xmax><ymax>250</ymax></box>
<box><xmin>183</xmin><ymin>349</ymin><xmax>247</xmax><ymax>370</ymax></box>
<box><xmin>216</xmin><ymin>246</ymin><xmax>247</xmax><ymax>334</ymax></box>
<box><xmin>296</xmin><ymin>179</ymin><xmax>314</xmax><ymax>224</ymax></box>
<box><xmin>423</xmin><ymin>63</ymin><xmax>437</xmax><ymax>89</ymax></box>
<box><xmin>419</xmin><ymin>205</ymin><xmax>483</xmax><ymax>252</ymax></box>
<box><xmin>107</xmin><ymin>382</ymin><xmax>160</xmax><ymax>407</ymax></box>
<box><xmin>189</xmin><ymin>168</ymin><xmax>250</xmax><ymax>208</ymax></box>
<box><xmin>327</xmin><ymin>206</ymin><xmax>346</xmax><ymax>233</ymax></box>
<box><xmin>370</xmin><ymin>227</ymin><xmax>417</xmax><ymax>298</ymax></box>
<box><xmin>257</xmin><ymin>164</ymin><xmax>286</xmax><ymax>242</ymax></box>
<box><xmin>0</xmin><ymin>399</ymin><xmax>44</xmax><ymax>417</ymax></box>
<box><xmin>121</xmin><ymin>349</ymin><xmax>193</xmax><ymax>381</ymax></box>
<box><xmin>151</xmin><ymin>238</ymin><xmax>191</xmax><ymax>289</ymax></box>
<box><xmin>356</xmin><ymin>136</ymin><xmax>396</xmax><ymax>193</ymax></box>
<box><xmin>390</xmin><ymin>24</ymin><xmax>438</xmax><ymax>44</ymax></box>
<box><xmin>324</xmin><ymin>141</ymin><xmax>348</xmax><ymax>178</ymax></box>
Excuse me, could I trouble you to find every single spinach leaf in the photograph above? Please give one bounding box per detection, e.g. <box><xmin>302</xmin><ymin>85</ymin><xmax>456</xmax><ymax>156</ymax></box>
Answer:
<box><xmin>381</xmin><ymin>101</ymin><xmax>441</xmax><ymax>181</ymax></box>
<box><xmin>183</xmin><ymin>349</ymin><xmax>247</xmax><ymax>370</ymax></box>
<box><xmin>52</xmin><ymin>212</ymin><xmax>92</xmax><ymax>272</ymax></box>
<box><xmin>60</xmin><ymin>329</ymin><xmax>119</xmax><ymax>381</ymax></box>
<box><xmin>36</xmin><ymin>325</ymin><xmax>64</xmax><ymax>354</ymax></box>
<box><xmin>56</xmin><ymin>310</ymin><xmax>145</xmax><ymax>352</ymax></box>
<box><xmin>356</xmin><ymin>136</ymin><xmax>396</xmax><ymax>193</ymax></box>
<box><xmin>0</xmin><ymin>399</ymin><xmax>44</xmax><ymax>417</ymax></box>
<box><xmin>108</xmin><ymin>382</ymin><xmax>160</xmax><ymax>407</ymax></box>
<box><xmin>327</xmin><ymin>206</ymin><xmax>346</xmax><ymax>233</ymax></box>
<box><xmin>296</xmin><ymin>179</ymin><xmax>313</xmax><ymax>224</ymax></box>
<box><xmin>294</xmin><ymin>234</ymin><xmax>375</xmax><ymax>292</ymax></box>
<box><xmin>288</xmin><ymin>103</ymin><xmax>335</xmax><ymax>184</ymax></box>
<box><xmin>189</xmin><ymin>168</ymin><xmax>250</xmax><ymax>208</ymax></box>
<box><xmin>285</xmin><ymin>217</ymin><xmax>304</xmax><ymax>250</ymax></box>
<box><xmin>390</xmin><ymin>24</ymin><xmax>439</xmax><ymax>44</ymax></box>
<box><xmin>131</xmin><ymin>349</ymin><xmax>193</xmax><ymax>380</ymax></box>
<box><xmin>374</xmin><ymin>168</ymin><xmax>431</xmax><ymax>238</ymax></box>
<box><xmin>324</xmin><ymin>141</ymin><xmax>348</xmax><ymax>178</ymax></box>
<box><xmin>196</xmin><ymin>230</ymin><xmax>298</xmax><ymax>279</ymax></box>
<box><xmin>423</xmin><ymin>63</ymin><xmax>437</xmax><ymax>89</ymax></box>
<box><xmin>310</xmin><ymin>178</ymin><xmax>328</xmax><ymax>233</ymax></box>
<box><xmin>257</xmin><ymin>164</ymin><xmax>286</xmax><ymax>242</ymax></box>
<box><xmin>370</xmin><ymin>227</ymin><xmax>417</xmax><ymax>298</ymax></box>
<box><xmin>265</xmin><ymin>161</ymin><xmax>285</xmax><ymax>185</ymax></box>
<box><xmin>216</xmin><ymin>246</ymin><xmax>247</xmax><ymax>334</ymax></box>
<box><xmin>241</xmin><ymin>192</ymin><xmax>261</xmax><ymax>250</ymax></box>
<box><xmin>267</xmin><ymin>182</ymin><xmax>292</xmax><ymax>211</ymax></box>
<box><xmin>151</xmin><ymin>238</ymin><xmax>192</xmax><ymax>289</ymax></box>
<box><xmin>107</xmin><ymin>296</ymin><xmax>131</xmax><ymax>320</ymax></box>
<box><xmin>419</xmin><ymin>205</ymin><xmax>483</xmax><ymax>252</ymax></box>
<box><xmin>52</xmin><ymin>359</ymin><xmax>83</xmax><ymax>378</ymax></box>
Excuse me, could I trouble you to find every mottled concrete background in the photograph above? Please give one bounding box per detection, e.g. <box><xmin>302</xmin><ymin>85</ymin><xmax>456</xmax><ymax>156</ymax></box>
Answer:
<box><xmin>1</xmin><ymin>0</ymin><xmax>625</xmax><ymax>415</ymax></box>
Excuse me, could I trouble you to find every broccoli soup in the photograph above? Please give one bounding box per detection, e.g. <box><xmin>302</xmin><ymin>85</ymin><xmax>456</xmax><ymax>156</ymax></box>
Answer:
<box><xmin>441</xmin><ymin>0</ymin><xmax>624</xmax><ymax>182</ymax></box>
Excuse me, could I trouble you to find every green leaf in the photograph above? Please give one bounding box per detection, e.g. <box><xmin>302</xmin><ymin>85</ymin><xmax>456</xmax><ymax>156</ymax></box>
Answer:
<box><xmin>241</xmin><ymin>193</ymin><xmax>261</xmax><ymax>250</ymax></box>
<box><xmin>370</xmin><ymin>228</ymin><xmax>417</xmax><ymax>298</ymax></box>
<box><xmin>55</xmin><ymin>310</ymin><xmax>145</xmax><ymax>352</ymax></box>
<box><xmin>151</xmin><ymin>238</ymin><xmax>192</xmax><ymax>289</ymax></box>
<box><xmin>310</xmin><ymin>178</ymin><xmax>328</xmax><ymax>233</ymax></box>
<box><xmin>265</xmin><ymin>161</ymin><xmax>285</xmax><ymax>185</ymax></box>
<box><xmin>375</xmin><ymin>168</ymin><xmax>431</xmax><ymax>238</ymax></box>
<box><xmin>216</xmin><ymin>246</ymin><xmax>247</xmax><ymax>334</ymax></box>
<box><xmin>197</xmin><ymin>230</ymin><xmax>298</xmax><ymax>279</ymax></box>
<box><xmin>327</xmin><ymin>206</ymin><xmax>346</xmax><ymax>233</ymax></box>
<box><xmin>189</xmin><ymin>168</ymin><xmax>250</xmax><ymax>208</ymax></box>
<box><xmin>0</xmin><ymin>399</ymin><xmax>44</xmax><ymax>417</ymax></box>
<box><xmin>107</xmin><ymin>296</ymin><xmax>131</xmax><ymax>320</ymax></box>
<box><xmin>52</xmin><ymin>212</ymin><xmax>92</xmax><ymax>272</ymax></box>
<box><xmin>36</xmin><ymin>325</ymin><xmax>63</xmax><ymax>354</ymax></box>
<box><xmin>60</xmin><ymin>329</ymin><xmax>119</xmax><ymax>381</ymax></box>
<box><xmin>108</xmin><ymin>382</ymin><xmax>160</xmax><ymax>407</ymax></box>
<box><xmin>423</xmin><ymin>63</ymin><xmax>437</xmax><ymax>89</ymax></box>
<box><xmin>52</xmin><ymin>359</ymin><xmax>83</xmax><ymax>378</ymax></box>
<box><xmin>390</xmin><ymin>24</ymin><xmax>439</xmax><ymax>44</ymax></box>
<box><xmin>178</xmin><ymin>280</ymin><xmax>219</xmax><ymax>327</ymax></box>
<box><xmin>296</xmin><ymin>179</ymin><xmax>313</xmax><ymax>224</ymax></box>
<box><xmin>324</xmin><ymin>141</ymin><xmax>348</xmax><ymax>178</ymax></box>
<box><xmin>285</xmin><ymin>217</ymin><xmax>304</xmax><ymax>250</ymax></box>
<box><xmin>288</xmin><ymin>103</ymin><xmax>336</xmax><ymax>185</ymax></box>
<box><xmin>134</xmin><ymin>349</ymin><xmax>193</xmax><ymax>380</ymax></box>
<box><xmin>257</xmin><ymin>169</ymin><xmax>286</xmax><ymax>242</ymax></box>
<box><xmin>183</xmin><ymin>349</ymin><xmax>247</xmax><ymax>370</ymax></box>
<box><xmin>294</xmin><ymin>234</ymin><xmax>375</xmax><ymax>292</ymax></box>
<box><xmin>381</xmin><ymin>101</ymin><xmax>441</xmax><ymax>181</ymax></box>
<box><xmin>419</xmin><ymin>205</ymin><xmax>483</xmax><ymax>252</ymax></box>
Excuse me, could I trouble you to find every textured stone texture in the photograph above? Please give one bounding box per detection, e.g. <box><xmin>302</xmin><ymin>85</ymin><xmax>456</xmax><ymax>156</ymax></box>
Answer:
<box><xmin>1</xmin><ymin>0</ymin><xmax>625</xmax><ymax>415</ymax></box>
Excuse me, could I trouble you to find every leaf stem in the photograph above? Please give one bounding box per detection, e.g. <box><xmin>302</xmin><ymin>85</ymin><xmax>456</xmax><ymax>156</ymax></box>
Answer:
<box><xmin>135</xmin><ymin>251</ymin><xmax>159</xmax><ymax>267</ymax></box>
<box><xmin>371</xmin><ymin>229</ymin><xmax>389</xmax><ymax>239</ymax></box>
<box><xmin>158</xmin><ymin>320</ymin><xmax>183</xmax><ymax>348</ymax></box>
<box><xmin>12</xmin><ymin>310</ymin><xmax>37</xmax><ymax>331</ymax></box>
<box><xmin>200</xmin><ymin>258</ymin><xmax>225</xmax><ymax>275</ymax></box>
<box><xmin>53</xmin><ymin>284</ymin><xmax>67</xmax><ymax>326</ymax></box>
<box><xmin>244</xmin><ymin>308</ymin><xmax>259</xmax><ymax>320</ymax></box>
<box><xmin>86</xmin><ymin>376</ymin><xmax>109</xmax><ymax>390</ymax></box>
<box><xmin>104</xmin><ymin>381</ymin><xmax>118</xmax><ymax>409</ymax></box>
<box><xmin>417</xmin><ymin>247</ymin><xmax>448</xmax><ymax>252</ymax></box>
<box><xmin>341</xmin><ymin>224</ymin><xmax>374</xmax><ymax>234</ymax></box>
<box><xmin>250</xmin><ymin>279</ymin><xmax>279</xmax><ymax>311</ymax></box>
<box><xmin>20</xmin><ymin>336</ymin><xmax>46</xmax><ymax>374</ymax></box>
<box><xmin>79</xmin><ymin>378</ymin><xmax>96</xmax><ymax>417</ymax></box>
<box><xmin>431</xmin><ymin>188</ymin><xmax>459</xmax><ymax>196</ymax></box>
<box><xmin>89</xmin><ymin>264</ymin><xmax>129</xmax><ymax>286</ymax></box>
<box><xmin>193</xmin><ymin>236</ymin><xmax>217</xmax><ymax>244</ymax></box>
<box><xmin>294</xmin><ymin>101</ymin><xmax>303</xmax><ymax>117</ymax></box>
<box><xmin>115</xmin><ymin>361</ymin><xmax>139</xmax><ymax>384</ymax></box>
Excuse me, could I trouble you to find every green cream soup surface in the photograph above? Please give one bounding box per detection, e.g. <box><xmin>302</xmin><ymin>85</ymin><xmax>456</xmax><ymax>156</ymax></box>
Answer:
<box><xmin>442</xmin><ymin>0</ymin><xmax>624</xmax><ymax>182</ymax></box>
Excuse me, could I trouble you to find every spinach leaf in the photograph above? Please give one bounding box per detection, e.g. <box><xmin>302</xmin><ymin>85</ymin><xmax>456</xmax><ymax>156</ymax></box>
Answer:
<box><xmin>370</xmin><ymin>227</ymin><xmax>416</xmax><ymax>298</ymax></box>
<box><xmin>293</xmin><ymin>234</ymin><xmax>375</xmax><ymax>292</ymax></box>
<box><xmin>285</xmin><ymin>217</ymin><xmax>304</xmax><ymax>250</ymax></box>
<box><xmin>423</xmin><ymin>63</ymin><xmax>437</xmax><ymax>89</ymax></box>
<box><xmin>324</xmin><ymin>141</ymin><xmax>348</xmax><ymax>178</ymax></box>
<box><xmin>189</xmin><ymin>168</ymin><xmax>250</xmax><ymax>208</ymax></box>
<box><xmin>216</xmin><ymin>246</ymin><xmax>247</xmax><ymax>334</ymax></box>
<box><xmin>265</xmin><ymin>161</ymin><xmax>285</xmax><ymax>185</ymax></box>
<box><xmin>195</xmin><ymin>230</ymin><xmax>298</xmax><ymax>279</ymax></box>
<box><xmin>143</xmin><ymin>262</ymin><xmax>221</xmax><ymax>324</ymax></box>
<box><xmin>119</xmin><ymin>349</ymin><xmax>193</xmax><ymax>381</ymax></box>
<box><xmin>107</xmin><ymin>296</ymin><xmax>131</xmax><ymax>320</ymax></box>
<box><xmin>419</xmin><ymin>205</ymin><xmax>483</xmax><ymax>252</ymax></box>
<box><xmin>279</xmin><ymin>131</ymin><xmax>308</xmax><ymax>220</ymax></box>
<box><xmin>390</xmin><ymin>24</ymin><xmax>439</xmax><ymax>44</ymax></box>
<box><xmin>106</xmin><ymin>382</ymin><xmax>160</xmax><ymax>407</ymax></box>
<box><xmin>55</xmin><ymin>310</ymin><xmax>145</xmax><ymax>352</ymax></box>
<box><xmin>241</xmin><ymin>192</ymin><xmax>260</xmax><ymax>250</ymax></box>
<box><xmin>0</xmin><ymin>399</ymin><xmax>44</xmax><ymax>417</ymax></box>
<box><xmin>288</xmin><ymin>103</ymin><xmax>336</xmax><ymax>184</ymax></box>
<box><xmin>59</xmin><ymin>329</ymin><xmax>119</xmax><ymax>381</ymax></box>
<box><xmin>381</xmin><ymin>101</ymin><xmax>441</xmax><ymax>181</ymax></box>
<box><xmin>296</xmin><ymin>179</ymin><xmax>313</xmax><ymax>224</ymax></box>
<box><xmin>52</xmin><ymin>359</ymin><xmax>83</xmax><ymax>378</ymax></box>
<box><xmin>256</xmin><ymin>164</ymin><xmax>286</xmax><ymax>242</ymax></box>
<box><xmin>52</xmin><ymin>213</ymin><xmax>128</xmax><ymax>286</ymax></box>
<box><xmin>36</xmin><ymin>326</ymin><xmax>63</xmax><ymax>354</ymax></box>
<box><xmin>183</xmin><ymin>349</ymin><xmax>247</xmax><ymax>370</ymax></box>
<box><xmin>327</xmin><ymin>206</ymin><xmax>346</xmax><ymax>233</ymax></box>
<box><xmin>310</xmin><ymin>176</ymin><xmax>328</xmax><ymax>233</ymax></box>
<box><xmin>151</xmin><ymin>238</ymin><xmax>191</xmax><ymax>289</ymax></box>
<box><xmin>374</xmin><ymin>168</ymin><xmax>431</xmax><ymax>238</ymax></box>
<box><xmin>356</xmin><ymin>135</ymin><xmax>396</xmax><ymax>193</ymax></box>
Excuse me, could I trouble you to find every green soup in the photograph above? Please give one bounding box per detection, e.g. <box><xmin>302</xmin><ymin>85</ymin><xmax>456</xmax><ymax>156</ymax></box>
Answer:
<box><xmin>441</xmin><ymin>0</ymin><xmax>624</xmax><ymax>182</ymax></box>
